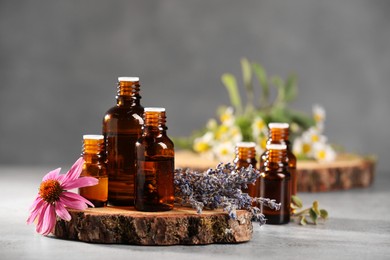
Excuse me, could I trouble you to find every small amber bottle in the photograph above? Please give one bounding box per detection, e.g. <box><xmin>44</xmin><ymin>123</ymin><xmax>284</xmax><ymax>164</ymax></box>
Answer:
<box><xmin>259</xmin><ymin>123</ymin><xmax>297</xmax><ymax>196</ymax></box>
<box><xmin>234</xmin><ymin>142</ymin><xmax>258</xmax><ymax>198</ymax></box>
<box><xmin>135</xmin><ymin>107</ymin><xmax>175</xmax><ymax>212</ymax></box>
<box><xmin>103</xmin><ymin>77</ymin><xmax>144</xmax><ymax>206</ymax></box>
<box><xmin>260</xmin><ymin>143</ymin><xmax>291</xmax><ymax>224</ymax></box>
<box><xmin>79</xmin><ymin>135</ymin><xmax>108</xmax><ymax>207</ymax></box>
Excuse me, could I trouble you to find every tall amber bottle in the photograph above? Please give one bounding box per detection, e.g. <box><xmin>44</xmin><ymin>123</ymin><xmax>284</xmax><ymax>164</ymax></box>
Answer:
<box><xmin>260</xmin><ymin>143</ymin><xmax>291</xmax><ymax>224</ymax></box>
<box><xmin>234</xmin><ymin>142</ymin><xmax>258</xmax><ymax>198</ymax></box>
<box><xmin>79</xmin><ymin>135</ymin><xmax>108</xmax><ymax>207</ymax></box>
<box><xmin>135</xmin><ymin>107</ymin><xmax>174</xmax><ymax>212</ymax></box>
<box><xmin>259</xmin><ymin>123</ymin><xmax>297</xmax><ymax>196</ymax></box>
<box><xmin>103</xmin><ymin>77</ymin><xmax>144</xmax><ymax>205</ymax></box>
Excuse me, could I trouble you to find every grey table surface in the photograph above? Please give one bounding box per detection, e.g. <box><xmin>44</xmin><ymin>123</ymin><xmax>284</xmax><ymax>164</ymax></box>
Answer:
<box><xmin>1</xmin><ymin>166</ymin><xmax>389</xmax><ymax>260</ymax></box>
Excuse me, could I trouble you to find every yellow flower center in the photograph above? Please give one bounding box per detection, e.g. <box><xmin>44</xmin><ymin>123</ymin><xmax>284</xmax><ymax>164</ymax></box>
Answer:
<box><xmin>302</xmin><ymin>143</ymin><xmax>312</xmax><ymax>154</ymax></box>
<box><xmin>220</xmin><ymin>147</ymin><xmax>229</xmax><ymax>156</ymax></box>
<box><xmin>260</xmin><ymin>138</ymin><xmax>267</xmax><ymax>150</ymax></box>
<box><xmin>39</xmin><ymin>179</ymin><xmax>62</xmax><ymax>204</ymax></box>
<box><xmin>317</xmin><ymin>150</ymin><xmax>326</xmax><ymax>160</ymax></box>
<box><xmin>220</xmin><ymin>113</ymin><xmax>232</xmax><ymax>124</ymax></box>
<box><xmin>255</xmin><ymin>120</ymin><xmax>265</xmax><ymax>130</ymax></box>
<box><xmin>194</xmin><ymin>142</ymin><xmax>210</xmax><ymax>153</ymax></box>
<box><xmin>216</xmin><ymin>125</ymin><xmax>229</xmax><ymax>140</ymax></box>
<box><xmin>311</xmin><ymin>134</ymin><xmax>319</xmax><ymax>142</ymax></box>
<box><xmin>314</xmin><ymin>114</ymin><xmax>323</xmax><ymax>123</ymax></box>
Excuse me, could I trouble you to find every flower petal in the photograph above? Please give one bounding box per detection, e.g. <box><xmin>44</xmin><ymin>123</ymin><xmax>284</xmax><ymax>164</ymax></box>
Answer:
<box><xmin>35</xmin><ymin>203</ymin><xmax>47</xmax><ymax>233</ymax></box>
<box><xmin>29</xmin><ymin>195</ymin><xmax>43</xmax><ymax>212</ymax></box>
<box><xmin>39</xmin><ymin>203</ymin><xmax>56</xmax><ymax>236</ymax></box>
<box><xmin>27</xmin><ymin>197</ymin><xmax>44</xmax><ymax>224</ymax></box>
<box><xmin>59</xmin><ymin>157</ymin><xmax>84</xmax><ymax>185</ymax></box>
<box><xmin>35</xmin><ymin>203</ymin><xmax>55</xmax><ymax>235</ymax></box>
<box><xmin>61</xmin><ymin>191</ymin><xmax>94</xmax><ymax>209</ymax></box>
<box><xmin>55</xmin><ymin>202</ymin><xmax>71</xmax><ymax>221</ymax></box>
<box><xmin>42</xmin><ymin>168</ymin><xmax>61</xmax><ymax>182</ymax></box>
<box><xmin>61</xmin><ymin>176</ymin><xmax>98</xmax><ymax>190</ymax></box>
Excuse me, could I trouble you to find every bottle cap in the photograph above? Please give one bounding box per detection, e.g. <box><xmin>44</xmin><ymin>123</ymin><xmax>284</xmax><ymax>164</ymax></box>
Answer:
<box><xmin>83</xmin><ymin>135</ymin><xmax>104</xmax><ymax>140</ymax></box>
<box><xmin>268</xmin><ymin>122</ymin><xmax>289</xmax><ymax>129</ymax></box>
<box><xmin>144</xmin><ymin>107</ymin><xmax>166</xmax><ymax>112</ymax></box>
<box><xmin>236</xmin><ymin>142</ymin><xmax>256</xmax><ymax>148</ymax></box>
<box><xmin>266</xmin><ymin>143</ymin><xmax>287</xmax><ymax>150</ymax></box>
<box><xmin>118</xmin><ymin>77</ymin><xmax>139</xmax><ymax>82</ymax></box>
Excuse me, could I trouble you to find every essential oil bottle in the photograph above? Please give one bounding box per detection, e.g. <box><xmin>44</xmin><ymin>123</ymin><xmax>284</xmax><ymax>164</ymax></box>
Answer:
<box><xmin>79</xmin><ymin>135</ymin><xmax>108</xmax><ymax>207</ymax></box>
<box><xmin>234</xmin><ymin>142</ymin><xmax>258</xmax><ymax>198</ymax></box>
<box><xmin>135</xmin><ymin>107</ymin><xmax>174</xmax><ymax>212</ymax></box>
<box><xmin>103</xmin><ymin>77</ymin><xmax>144</xmax><ymax>205</ymax></box>
<box><xmin>260</xmin><ymin>123</ymin><xmax>297</xmax><ymax>196</ymax></box>
<box><xmin>260</xmin><ymin>143</ymin><xmax>291</xmax><ymax>224</ymax></box>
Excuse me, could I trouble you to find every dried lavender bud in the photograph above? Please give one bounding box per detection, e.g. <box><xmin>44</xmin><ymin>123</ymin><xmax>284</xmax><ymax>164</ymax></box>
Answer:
<box><xmin>174</xmin><ymin>163</ymin><xmax>281</xmax><ymax>225</ymax></box>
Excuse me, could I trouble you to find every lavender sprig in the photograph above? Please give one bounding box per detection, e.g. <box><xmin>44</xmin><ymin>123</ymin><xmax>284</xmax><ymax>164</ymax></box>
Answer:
<box><xmin>174</xmin><ymin>163</ymin><xmax>281</xmax><ymax>225</ymax></box>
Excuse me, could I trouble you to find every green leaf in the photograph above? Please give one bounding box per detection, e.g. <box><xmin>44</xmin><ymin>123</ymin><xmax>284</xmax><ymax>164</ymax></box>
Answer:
<box><xmin>284</xmin><ymin>74</ymin><xmax>297</xmax><ymax>102</ymax></box>
<box><xmin>309</xmin><ymin>208</ymin><xmax>318</xmax><ymax>225</ymax></box>
<box><xmin>221</xmin><ymin>73</ymin><xmax>242</xmax><ymax>114</ymax></box>
<box><xmin>291</xmin><ymin>195</ymin><xmax>303</xmax><ymax>208</ymax></box>
<box><xmin>271</xmin><ymin>76</ymin><xmax>286</xmax><ymax>105</ymax></box>
<box><xmin>300</xmin><ymin>216</ymin><xmax>307</xmax><ymax>226</ymax></box>
<box><xmin>236</xmin><ymin>115</ymin><xmax>253</xmax><ymax>141</ymax></box>
<box><xmin>241</xmin><ymin>58</ymin><xmax>252</xmax><ymax>92</ymax></box>
<box><xmin>320</xmin><ymin>209</ymin><xmax>329</xmax><ymax>219</ymax></box>
<box><xmin>252</xmin><ymin>62</ymin><xmax>269</xmax><ymax>107</ymax></box>
<box><xmin>269</xmin><ymin>105</ymin><xmax>290</xmax><ymax>123</ymax></box>
<box><xmin>241</xmin><ymin>58</ymin><xmax>255</xmax><ymax>112</ymax></box>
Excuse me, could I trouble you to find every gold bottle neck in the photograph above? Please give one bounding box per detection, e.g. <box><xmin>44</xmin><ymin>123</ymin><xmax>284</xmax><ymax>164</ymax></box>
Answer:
<box><xmin>235</xmin><ymin>146</ymin><xmax>256</xmax><ymax>160</ymax></box>
<box><xmin>82</xmin><ymin>136</ymin><xmax>105</xmax><ymax>162</ymax></box>
<box><xmin>116</xmin><ymin>80</ymin><xmax>141</xmax><ymax>106</ymax></box>
<box><xmin>143</xmin><ymin>109</ymin><xmax>167</xmax><ymax>130</ymax></box>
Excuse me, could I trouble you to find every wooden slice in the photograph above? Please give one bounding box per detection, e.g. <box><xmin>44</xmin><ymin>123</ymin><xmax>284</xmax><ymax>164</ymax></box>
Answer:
<box><xmin>175</xmin><ymin>151</ymin><xmax>376</xmax><ymax>192</ymax></box>
<box><xmin>54</xmin><ymin>206</ymin><xmax>253</xmax><ymax>245</ymax></box>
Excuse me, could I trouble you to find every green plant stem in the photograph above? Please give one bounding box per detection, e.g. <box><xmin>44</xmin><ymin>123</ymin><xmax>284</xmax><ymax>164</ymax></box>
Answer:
<box><xmin>293</xmin><ymin>208</ymin><xmax>311</xmax><ymax>217</ymax></box>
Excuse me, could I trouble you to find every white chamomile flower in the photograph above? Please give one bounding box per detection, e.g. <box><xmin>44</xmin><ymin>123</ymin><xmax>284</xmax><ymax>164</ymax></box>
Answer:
<box><xmin>293</xmin><ymin>136</ymin><xmax>315</xmax><ymax>158</ymax></box>
<box><xmin>302</xmin><ymin>127</ymin><xmax>327</xmax><ymax>144</ymax></box>
<box><xmin>219</xmin><ymin>107</ymin><xmax>235</xmax><ymax>126</ymax></box>
<box><xmin>313</xmin><ymin>104</ymin><xmax>326</xmax><ymax>131</ymax></box>
<box><xmin>228</xmin><ymin>125</ymin><xmax>243</xmax><ymax>143</ymax></box>
<box><xmin>193</xmin><ymin>132</ymin><xmax>214</xmax><ymax>153</ymax></box>
<box><xmin>252</xmin><ymin>117</ymin><xmax>267</xmax><ymax>137</ymax></box>
<box><xmin>255</xmin><ymin>133</ymin><xmax>268</xmax><ymax>152</ymax></box>
<box><xmin>313</xmin><ymin>143</ymin><xmax>336</xmax><ymax>162</ymax></box>
<box><xmin>206</xmin><ymin>119</ymin><xmax>218</xmax><ymax>131</ymax></box>
<box><xmin>213</xmin><ymin>141</ymin><xmax>235</xmax><ymax>163</ymax></box>
<box><xmin>215</xmin><ymin>125</ymin><xmax>230</xmax><ymax>141</ymax></box>
<box><xmin>313</xmin><ymin>104</ymin><xmax>326</xmax><ymax>123</ymax></box>
<box><xmin>292</xmin><ymin>137</ymin><xmax>303</xmax><ymax>156</ymax></box>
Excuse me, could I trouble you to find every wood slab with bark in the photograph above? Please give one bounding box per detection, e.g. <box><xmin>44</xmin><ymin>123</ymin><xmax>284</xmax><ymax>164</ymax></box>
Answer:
<box><xmin>54</xmin><ymin>206</ymin><xmax>253</xmax><ymax>245</ymax></box>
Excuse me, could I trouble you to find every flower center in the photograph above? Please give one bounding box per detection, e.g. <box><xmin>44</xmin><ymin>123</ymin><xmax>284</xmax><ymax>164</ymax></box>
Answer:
<box><xmin>39</xmin><ymin>179</ymin><xmax>62</xmax><ymax>204</ymax></box>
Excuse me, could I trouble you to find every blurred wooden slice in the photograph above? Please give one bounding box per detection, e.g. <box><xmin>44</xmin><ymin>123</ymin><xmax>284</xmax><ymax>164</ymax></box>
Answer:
<box><xmin>175</xmin><ymin>150</ymin><xmax>376</xmax><ymax>192</ymax></box>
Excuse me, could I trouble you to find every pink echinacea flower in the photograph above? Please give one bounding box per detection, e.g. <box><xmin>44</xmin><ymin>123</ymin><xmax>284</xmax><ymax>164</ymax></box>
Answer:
<box><xmin>27</xmin><ymin>157</ymin><xmax>98</xmax><ymax>235</ymax></box>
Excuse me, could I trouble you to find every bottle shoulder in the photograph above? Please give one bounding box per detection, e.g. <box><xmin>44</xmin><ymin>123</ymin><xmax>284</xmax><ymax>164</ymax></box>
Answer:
<box><xmin>137</xmin><ymin>135</ymin><xmax>174</xmax><ymax>148</ymax></box>
<box><xmin>261</xmin><ymin>169</ymin><xmax>290</xmax><ymax>180</ymax></box>
<box><xmin>103</xmin><ymin>105</ymin><xmax>144</xmax><ymax>128</ymax></box>
<box><xmin>104</xmin><ymin>105</ymin><xmax>143</xmax><ymax>117</ymax></box>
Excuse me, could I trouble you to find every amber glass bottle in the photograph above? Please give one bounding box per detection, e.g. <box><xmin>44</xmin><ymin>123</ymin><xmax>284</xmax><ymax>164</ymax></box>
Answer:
<box><xmin>79</xmin><ymin>135</ymin><xmax>108</xmax><ymax>207</ymax></box>
<box><xmin>135</xmin><ymin>107</ymin><xmax>174</xmax><ymax>212</ymax></box>
<box><xmin>103</xmin><ymin>77</ymin><xmax>144</xmax><ymax>205</ymax></box>
<box><xmin>260</xmin><ymin>143</ymin><xmax>291</xmax><ymax>224</ymax></box>
<box><xmin>234</xmin><ymin>142</ymin><xmax>258</xmax><ymax>198</ymax></box>
<box><xmin>260</xmin><ymin>123</ymin><xmax>297</xmax><ymax>196</ymax></box>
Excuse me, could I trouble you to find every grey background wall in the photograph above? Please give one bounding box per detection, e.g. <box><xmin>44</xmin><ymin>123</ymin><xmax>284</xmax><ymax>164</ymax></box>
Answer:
<box><xmin>0</xmin><ymin>0</ymin><xmax>389</xmax><ymax>172</ymax></box>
